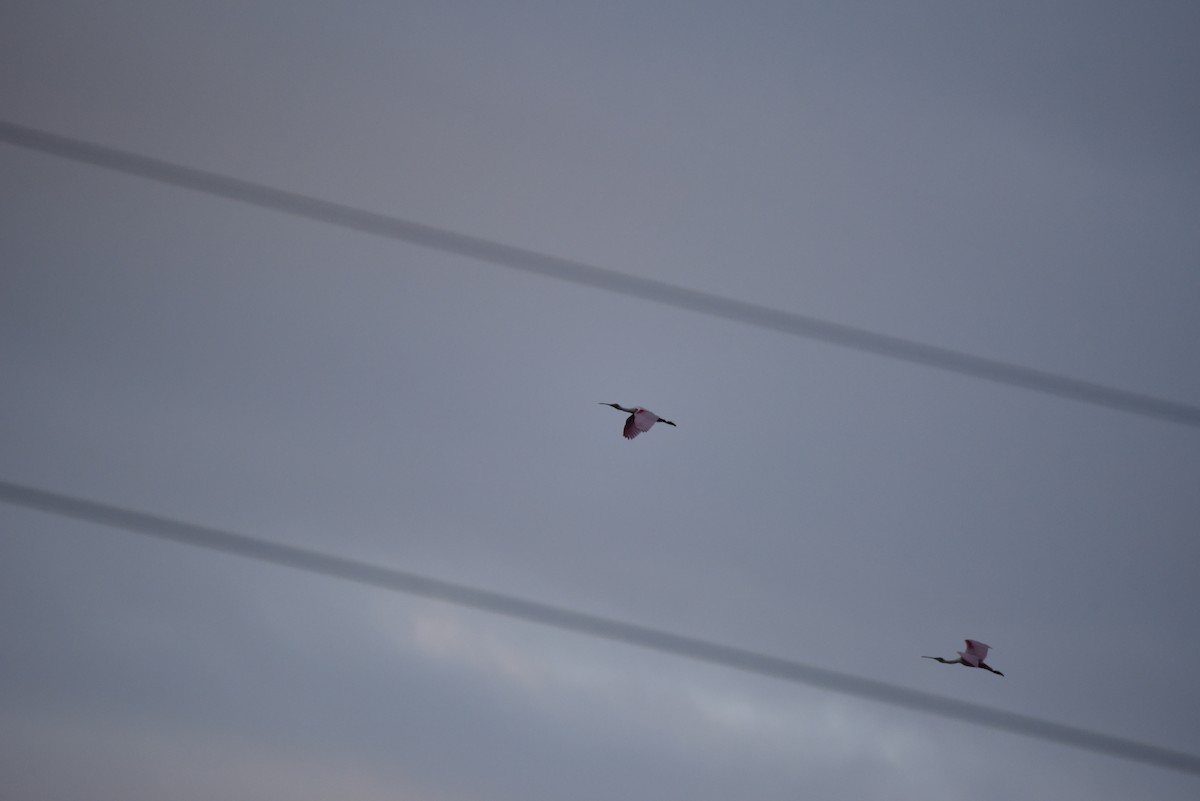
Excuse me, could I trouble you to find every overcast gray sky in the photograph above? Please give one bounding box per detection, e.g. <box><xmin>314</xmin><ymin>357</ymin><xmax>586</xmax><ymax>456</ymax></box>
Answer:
<box><xmin>3</xmin><ymin>2</ymin><xmax>1199</xmax><ymax>799</ymax></box>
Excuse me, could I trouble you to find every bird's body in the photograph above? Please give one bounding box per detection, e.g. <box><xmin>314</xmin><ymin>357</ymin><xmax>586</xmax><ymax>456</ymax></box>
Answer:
<box><xmin>923</xmin><ymin>639</ymin><xmax>1004</xmax><ymax>676</ymax></box>
<box><xmin>599</xmin><ymin>403</ymin><xmax>676</xmax><ymax>440</ymax></box>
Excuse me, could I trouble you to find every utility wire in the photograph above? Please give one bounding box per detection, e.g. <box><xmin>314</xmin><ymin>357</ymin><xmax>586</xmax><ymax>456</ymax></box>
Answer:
<box><xmin>2</xmin><ymin>479</ymin><xmax>1198</xmax><ymax>777</ymax></box>
<box><xmin>2</xmin><ymin>119</ymin><xmax>1199</xmax><ymax>430</ymax></box>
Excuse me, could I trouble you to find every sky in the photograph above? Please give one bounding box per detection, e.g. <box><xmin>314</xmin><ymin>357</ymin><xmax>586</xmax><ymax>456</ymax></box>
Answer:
<box><xmin>2</xmin><ymin>1</ymin><xmax>1199</xmax><ymax>799</ymax></box>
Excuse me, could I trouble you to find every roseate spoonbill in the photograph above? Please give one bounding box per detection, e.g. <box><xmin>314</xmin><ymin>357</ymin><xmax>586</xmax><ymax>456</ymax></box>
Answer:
<box><xmin>599</xmin><ymin>403</ymin><xmax>676</xmax><ymax>440</ymax></box>
<box><xmin>923</xmin><ymin>639</ymin><xmax>1004</xmax><ymax>676</ymax></box>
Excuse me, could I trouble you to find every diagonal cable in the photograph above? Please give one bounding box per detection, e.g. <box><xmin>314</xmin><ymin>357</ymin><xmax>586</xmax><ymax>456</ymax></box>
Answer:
<box><xmin>2</xmin><ymin>119</ymin><xmax>1198</xmax><ymax>429</ymax></box>
<box><xmin>1</xmin><ymin>478</ymin><xmax>1198</xmax><ymax>777</ymax></box>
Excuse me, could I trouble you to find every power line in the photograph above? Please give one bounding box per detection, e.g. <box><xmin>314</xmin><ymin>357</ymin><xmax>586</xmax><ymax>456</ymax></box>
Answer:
<box><xmin>2</xmin><ymin>119</ymin><xmax>1199</xmax><ymax>430</ymax></box>
<box><xmin>2</xmin><ymin>479</ymin><xmax>1197</xmax><ymax>777</ymax></box>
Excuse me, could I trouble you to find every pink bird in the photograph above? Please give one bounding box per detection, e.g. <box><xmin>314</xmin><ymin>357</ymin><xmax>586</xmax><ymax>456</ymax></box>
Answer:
<box><xmin>923</xmin><ymin>639</ymin><xmax>1004</xmax><ymax>676</ymax></box>
<box><xmin>599</xmin><ymin>403</ymin><xmax>677</xmax><ymax>440</ymax></box>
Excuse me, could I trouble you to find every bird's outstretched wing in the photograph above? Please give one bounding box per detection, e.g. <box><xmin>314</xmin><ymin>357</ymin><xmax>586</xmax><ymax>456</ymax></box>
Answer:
<box><xmin>623</xmin><ymin>415</ymin><xmax>640</xmax><ymax>439</ymax></box>
<box><xmin>964</xmin><ymin>640</ymin><xmax>991</xmax><ymax>661</ymax></box>
<box><xmin>633</xmin><ymin>409</ymin><xmax>660</xmax><ymax>432</ymax></box>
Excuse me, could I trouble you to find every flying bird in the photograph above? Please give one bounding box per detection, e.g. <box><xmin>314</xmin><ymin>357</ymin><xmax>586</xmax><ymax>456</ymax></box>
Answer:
<box><xmin>923</xmin><ymin>639</ymin><xmax>1005</xmax><ymax>676</ymax></box>
<box><xmin>599</xmin><ymin>403</ymin><xmax>676</xmax><ymax>440</ymax></box>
